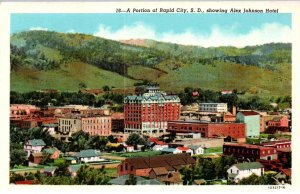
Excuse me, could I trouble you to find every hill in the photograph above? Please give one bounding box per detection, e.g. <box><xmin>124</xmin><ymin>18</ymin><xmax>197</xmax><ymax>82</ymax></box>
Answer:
<box><xmin>10</xmin><ymin>31</ymin><xmax>291</xmax><ymax>96</ymax></box>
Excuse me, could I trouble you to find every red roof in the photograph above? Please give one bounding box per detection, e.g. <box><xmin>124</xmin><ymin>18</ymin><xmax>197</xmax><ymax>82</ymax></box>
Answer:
<box><xmin>15</xmin><ymin>180</ymin><xmax>34</xmax><ymax>185</ymax></box>
<box><xmin>281</xmin><ymin>169</ymin><xmax>291</xmax><ymax>177</ymax></box>
<box><xmin>149</xmin><ymin>137</ymin><xmax>159</xmax><ymax>143</ymax></box>
<box><xmin>176</xmin><ymin>147</ymin><xmax>190</xmax><ymax>151</ymax></box>
<box><xmin>117</xmin><ymin>138</ymin><xmax>123</xmax><ymax>143</ymax></box>
<box><xmin>239</xmin><ymin>111</ymin><xmax>259</xmax><ymax>116</ymax></box>
<box><xmin>156</xmin><ymin>141</ymin><xmax>167</xmax><ymax>146</ymax></box>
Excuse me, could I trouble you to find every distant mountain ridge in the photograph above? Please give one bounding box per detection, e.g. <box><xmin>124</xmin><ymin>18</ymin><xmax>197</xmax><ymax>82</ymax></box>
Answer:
<box><xmin>10</xmin><ymin>30</ymin><xmax>291</xmax><ymax>96</ymax></box>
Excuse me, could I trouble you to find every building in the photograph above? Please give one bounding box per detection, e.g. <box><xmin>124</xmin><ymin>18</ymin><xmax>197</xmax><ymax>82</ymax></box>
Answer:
<box><xmin>124</xmin><ymin>85</ymin><xmax>180</xmax><ymax>134</ymax></box>
<box><xmin>168</xmin><ymin>138</ymin><xmax>224</xmax><ymax>148</ymax></box>
<box><xmin>268</xmin><ymin>116</ymin><xmax>289</xmax><ymax>128</ymax></box>
<box><xmin>58</xmin><ymin>115</ymin><xmax>112</xmax><ymax>140</ymax></box>
<box><xmin>111</xmin><ymin>112</ymin><xmax>125</xmax><ymax>132</ymax></box>
<box><xmin>199</xmin><ymin>103</ymin><xmax>228</xmax><ymax>113</ymax></box>
<box><xmin>43</xmin><ymin>147</ymin><xmax>61</xmax><ymax>160</ymax></box>
<box><xmin>10</xmin><ymin>104</ymin><xmax>39</xmax><ymax>118</ymax></box>
<box><xmin>236</xmin><ymin>111</ymin><xmax>260</xmax><ymax>138</ymax></box>
<box><xmin>117</xmin><ymin>153</ymin><xmax>195</xmax><ymax>177</ymax></box>
<box><xmin>227</xmin><ymin>162</ymin><xmax>264</xmax><ymax>183</ymax></box>
<box><xmin>223</xmin><ymin>143</ymin><xmax>278</xmax><ymax>161</ymax></box>
<box><xmin>175</xmin><ymin>147</ymin><xmax>193</xmax><ymax>155</ymax></box>
<box><xmin>76</xmin><ymin>149</ymin><xmax>103</xmax><ymax>163</ymax></box>
<box><xmin>24</xmin><ymin>139</ymin><xmax>46</xmax><ymax>158</ymax></box>
<box><xmin>188</xmin><ymin>146</ymin><xmax>204</xmax><ymax>155</ymax></box>
<box><xmin>81</xmin><ymin>116</ymin><xmax>111</xmax><ymax>136</ymax></box>
<box><xmin>261</xmin><ymin>140</ymin><xmax>291</xmax><ymax>149</ymax></box>
<box><xmin>167</xmin><ymin>120</ymin><xmax>246</xmax><ymax>142</ymax></box>
<box><xmin>28</xmin><ymin>152</ymin><xmax>43</xmax><ymax>166</ymax></box>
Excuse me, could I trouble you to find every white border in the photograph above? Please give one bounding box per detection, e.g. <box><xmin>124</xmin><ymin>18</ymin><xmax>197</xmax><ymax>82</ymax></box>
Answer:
<box><xmin>0</xmin><ymin>1</ymin><xmax>299</xmax><ymax>194</ymax></box>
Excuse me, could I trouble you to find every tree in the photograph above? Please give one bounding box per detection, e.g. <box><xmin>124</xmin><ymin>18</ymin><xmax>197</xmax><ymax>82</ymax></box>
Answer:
<box><xmin>40</xmin><ymin>152</ymin><xmax>52</xmax><ymax>165</ymax></box>
<box><xmin>107</xmin><ymin>135</ymin><xmax>117</xmax><ymax>143</ymax></box>
<box><xmin>102</xmin><ymin>85</ymin><xmax>110</xmax><ymax>92</ymax></box>
<box><xmin>125</xmin><ymin>174</ymin><xmax>137</xmax><ymax>185</ymax></box>
<box><xmin>54</xmin><ymin>158</ymin><xmax>70</xmax><ymax>176</ymax></box>
<box><xmin>10</xmin><ymin>172</ymin><xmax>25</xmax><ymax>183</ymax></box>
<box><xmin>10</xmin><ymin>147</ymin><xmax>27</xmax><ymax>167</ymax></box>
<box><xmin>75</xmin><ymin>165</ymin><xmax>110</xmax><ymax>185</ymax></box>
<box><xmin>126</xmin><ymin>133</ymin><xmax>145</xmax><ymax>149</ymax></box>
<box><xmin>78</xmin><ymin>82</ymin><xmax>87</xmax><ymax>89</ymax></box>
<box><xmin>239</xmin><ymin>174</ymin><xmax>276</xmax><ymax>185</ymax></box>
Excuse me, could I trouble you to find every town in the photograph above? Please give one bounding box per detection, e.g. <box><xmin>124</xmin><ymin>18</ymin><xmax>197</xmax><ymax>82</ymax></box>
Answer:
<box><xmin>10</xmin><ymin>85</ymin><xmax>291</xmax><ymax>185</ymax></box>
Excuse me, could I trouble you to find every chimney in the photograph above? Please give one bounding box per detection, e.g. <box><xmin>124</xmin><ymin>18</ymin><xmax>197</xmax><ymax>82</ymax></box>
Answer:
<box><xmin>232</xmin><ymin>106</ymin><xmax>236</xmax><ymax>115</ymax></box>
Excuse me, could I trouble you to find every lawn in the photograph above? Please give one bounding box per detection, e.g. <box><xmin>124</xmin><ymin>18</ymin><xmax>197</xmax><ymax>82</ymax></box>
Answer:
<box><xmin>204</xmin><ymin>147</ymin><xmax>223</xmax><ymax>154</ymax></box>
<box><xmin>246</xmin><ymin>138</ymin><xmax>261</xmax><ymax>144</ymax></box>
<box><xmin>105</xmin><ymin>168</ymin><xmax>118</xmax><ymax>177</ymax></box>
<box><xmin>106</xmin><ymin>151</ymin><xmax>162</xmax><ymax>158</ymax></box>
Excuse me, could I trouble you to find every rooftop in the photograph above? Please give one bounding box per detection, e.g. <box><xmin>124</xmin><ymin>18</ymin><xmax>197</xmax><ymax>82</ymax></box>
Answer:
<box><xmin>238</xmin><ymin>111</ymin><xmax>259</xmax><ymax>116</ymax></box>
<box><xmin>234</xmin><ymin>162</ymin><xmax>263</xmax><ymax>170</ymax></box>
<box><xmin>76</xmin><ymin>149</ymin><xmax>101</xmax><ymax>158</ymax></box>
<box><xmin>27</xmin><ymin>139</ymin><xmax>46</xmax><ymax>146</ymax></box>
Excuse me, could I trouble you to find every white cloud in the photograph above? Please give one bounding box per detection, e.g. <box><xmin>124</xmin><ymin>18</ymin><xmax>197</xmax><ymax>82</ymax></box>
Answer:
<box><xmin>29</xmin><ymin>27</ymin><xmax>48</xmax><ymax>31</ymax></box>
<box><xmin>93</xmin><ymin>22</ymin><xmax>291</xmax><ymax>48</ymax></box>
<box><xmin>94</xmin><ymin>22</ymin><xmax>156</xmax><ymax>40</ymax></box>
<box><xmin>67</xmin><ymin>29</ymin><xmax>76</xmax><ymax>33</ymax></box>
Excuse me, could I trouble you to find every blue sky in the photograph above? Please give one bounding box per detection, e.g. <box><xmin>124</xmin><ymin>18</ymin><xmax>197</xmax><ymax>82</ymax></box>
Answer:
<box><xmin>11</xmin><ymin>13</ymin><xmax>291</xmax><ymax>47</ymax></box>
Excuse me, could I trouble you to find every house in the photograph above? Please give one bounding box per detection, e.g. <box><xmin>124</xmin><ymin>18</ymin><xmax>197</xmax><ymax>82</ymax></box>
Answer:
<box><xmin>24</xmin><ymin>139</ymin><xmax>46</xmax><ymax>158</ymax></box>
<box><xmin>188</xmin><ymin>146</ymin><xmax>204</xmax><ymax>155</ymax></box>
<box><xmin>68</xmin><ymin>165</ymin><xmax>83</xmax><ymax>177</ymax></box>
<box><xmin>149</xmin><ymin>167</ymin><xmax>169</xmax><ymax>179</ymax></box>
<box><xmin>118</xmin><ymin>153</ymin><xmax>195</xmax><ymax>177</ymax></box>
<box><xmin>28</xmin><ymin>152</ymin><xmax>43</xmax><ymax>166</ymax></box>
<box><xmin>227</xmin><ymin>162</ymin><xmax>264</xmax><ymax>183</ymax></box>
<box><xmin>160</xmin><ymin>172</ymin><xmax>183</xmax><ymax>185</ymax></box>
<box><xmin>152</xmin><ymin>144</ymin><xmax>168</xmax><ymax>151</ymax></box>
<box><xmin>64</xmin><ymin>157</ymin><xmax>77</xmax><ymax>164</ymax></box>
<box><xmin>161</xmin><ymin>148</ymin><xmax>179</xmax><ymax>154</ymax></box>
<box><xmin>44</xmin><ymin>166</ymin><xmax>58</xmax><ymax>177</ymax></box>
<box><xmin>176</xmin><ymin>147</ymin><xmax>193</xmax><ymax>155</ymax></box>
<box><xmin>223</xmin><ymin>143</ymin><xmax>278</xmax><ymax>161</ymax></box>
<box><xmin>268</xmin><ymin>116</ymin><xmax>289</xmax><ymax>128</ymax></box>
<box><xmin>274</xmin><ymin>169</ymin><xmax>291</xmax><ymax>184</ymax></box>
<box><xmin>43</xmin><ymin>147</ymin><xmax>61</xmax><ymax>160</ymax></box>
<box><xmin>236</xmin><ymin>111</ymin><xmax>260</xmax><ymax>138</ymax></box>
<box><xmin>125</xmin><ymin>145</ymin><xmax>134</xmax><ymax>152</ymax></box>
<box><xmin>76</xmin><ymin>149</ymin><xmax>102</xmax><ymax>163</ymax></box>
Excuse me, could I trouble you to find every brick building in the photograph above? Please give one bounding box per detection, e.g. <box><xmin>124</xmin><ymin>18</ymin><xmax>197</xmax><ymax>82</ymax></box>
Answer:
<box><xmin>223</xmin><ymin>143</ymin><xmax>278</xmax><ymax>161</ymax></box>
<box><xmin>117</xmin><ymin>153</ymin><xmax>195</xmax><ymax>177</ymax></box>
<box><xmin>58</xmin><ymin>115</ymin><xmax>111</xmax><ymax>139</ymax></box>
<box><xmin>124</xmin><ymin>86</ymin><xmax>180</xmax><ymax>134</ymax></box>
<box><xmin>167</xmin><ymin>121</ymin><xmax>246</xmax><ymax>142</ymax></box>
<box><xmin>198</xmin><ymin>103</ymin><xmax>228</xmax><ymax>113</ymax></box>
<box><xmin>268</xmin><ymin>116</ymin><xmax>289</xmax><ymax>127</ymax></box>
<box><xmin>111</xmin><ymin>112</ymin><xmax>125</xmax><ymax>132</ymax></box>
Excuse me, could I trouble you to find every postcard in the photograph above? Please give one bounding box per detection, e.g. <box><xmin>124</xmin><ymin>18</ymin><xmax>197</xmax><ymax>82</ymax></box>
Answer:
<box><xmin>0</xmin><ymin>1</ymin><xmax>299</xmax><ymax>194</ymax></box>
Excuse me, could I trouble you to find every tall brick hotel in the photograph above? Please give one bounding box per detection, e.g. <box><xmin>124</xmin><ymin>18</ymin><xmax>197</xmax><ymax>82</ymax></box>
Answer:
<box><xmin>124</xmin><ymin>85</ymin><xmax>180</xmax><ymax>134</ymax></box>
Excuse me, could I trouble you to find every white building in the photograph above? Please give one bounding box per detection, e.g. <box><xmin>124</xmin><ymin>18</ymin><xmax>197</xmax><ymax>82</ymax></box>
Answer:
<box><xmin>188</xmin><ymin>146</ymin><xmax>204</xmax><ymax>155</ymax></box>
<box><xmin>227</xmin><ymin>162</ymin><xmax>264</xmax><ymax>183</ymax></box>
<box><xmin>76</xmin><ymin>149</ymin><xmax>103</xmax><ymax>163</ymax></box>
<box><xmin>24</xmin><ymin>139</ymin><xmax>46</xmax><ymax>158</ymax></box>
<box><xmin>199</xmin><ymin>103</ymin><xmax>228</xmax><ymax>113</ymax></box>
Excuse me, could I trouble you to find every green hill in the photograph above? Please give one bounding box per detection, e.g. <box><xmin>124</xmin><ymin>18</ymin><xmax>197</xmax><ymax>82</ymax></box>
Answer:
<box><xmin>10</xmin><ymin>31</ymin><xmax>291</xmax><ymax>96</ymax></box>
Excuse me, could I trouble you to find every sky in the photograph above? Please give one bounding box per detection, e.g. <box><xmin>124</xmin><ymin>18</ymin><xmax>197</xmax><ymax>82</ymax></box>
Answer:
<box><xmin>11</xmin><ymin>13</ymin><xmax>291</xmax><ymax>47</ymax></box>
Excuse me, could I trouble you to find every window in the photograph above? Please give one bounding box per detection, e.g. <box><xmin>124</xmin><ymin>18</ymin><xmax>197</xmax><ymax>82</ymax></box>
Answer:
<box><xmin>125</xmin><ymin>163</ymin><xmax>128</xmax><ymax>170</ymax></box>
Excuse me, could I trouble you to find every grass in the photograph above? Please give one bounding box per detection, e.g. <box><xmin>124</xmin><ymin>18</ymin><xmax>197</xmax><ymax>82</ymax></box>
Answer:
<box><xmin>156</xmin><ymin>61</ymin><xmax>291</xmax><ymax>97</ymax></box>
<box><xmin>106</xmin><ymin>151</ymin><xmax>162</xmax><ymax>158</ymax></box>
<box><xmin>204</xmin><ymin>147</ymin><xmax>223</xmax><ymax>154</ymax></box>
<box><xmin>105</xmin><ymin>168</ymin><xmax>118</xmax><ymax>177</ymax></box>
<box><xmin>246</xmin><ymin>138</ymin><xmax>261</xmax><ymax>144</ymax></box>
<box><xmin>11</xmin><ymin>62</ymin><xmax>137</xmax><ymax>92</ymax></box>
